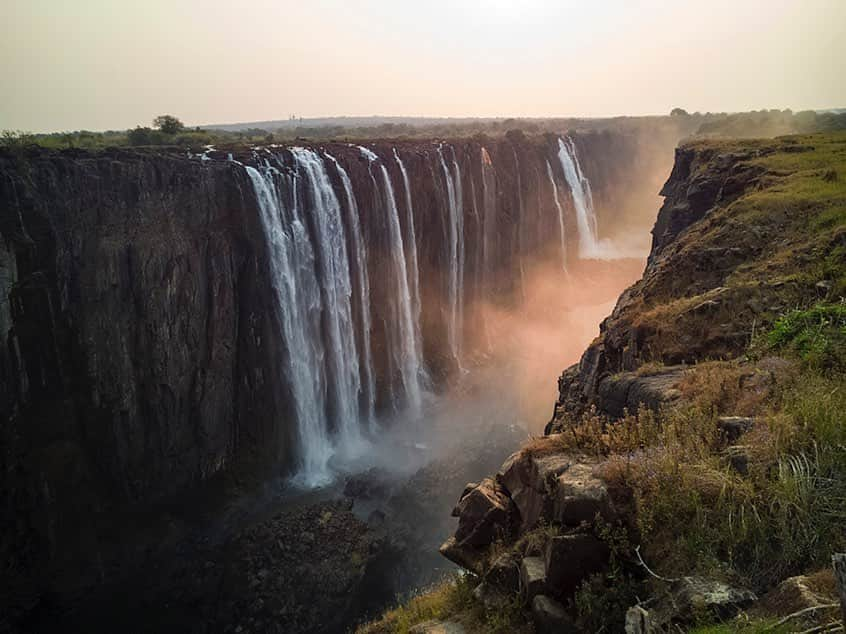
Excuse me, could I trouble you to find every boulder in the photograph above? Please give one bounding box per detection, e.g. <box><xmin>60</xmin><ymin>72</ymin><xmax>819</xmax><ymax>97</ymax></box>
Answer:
<box><xmin>645</xmin><ymin>576</ymin><xmax>757</xmax><ymax>628</ymax></box>
<box><xmin>532</xmin><ymin>594</ymin><xmax>576</xmax><ymax>633</ymax></box>
<box><xmin>438</xmin><ymin>537</ymin><xmax>485</xmax><ymax>576</ymax></box>
<box><xmin>498</xmin><ymin>449</ymin><xmax>571</xmax><ymax>531</ymax></box>
<box><xmin>520</xmin><ymin>556</ymin><xmax>547</xmax><ymax>602</ymax></box>
<box><xmin>552</xmin><ymin>463</ymin><xmax>614</xmax><ymax>526</ymax></box>
<box><xmin>596</xmin><ymin>366</ymin><xmax>685</xmax><ymax>418</ymax></box>
<box><xmin>544</xmin><ymin>534</ymin><xmax>609</xmax><ymax>597</ymax></box>
<box><xmin>484</xmin><ymin>551</ymin><xmax>521</xmax><ymax>593</ymax></box>
<box><xmin>452</xmin><ymin>477</ymin><xmax>516</xmax><ymax>547</ymax></box>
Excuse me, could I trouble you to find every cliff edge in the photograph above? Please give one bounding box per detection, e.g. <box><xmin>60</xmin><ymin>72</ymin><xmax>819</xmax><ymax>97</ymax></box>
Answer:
<box><xmin>410</xmin><ymin>131</ymin><xmax>846</xmax><ymax>633</ymax></box>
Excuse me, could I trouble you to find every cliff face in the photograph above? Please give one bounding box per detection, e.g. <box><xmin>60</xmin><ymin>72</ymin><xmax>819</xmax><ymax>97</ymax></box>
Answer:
<box><xmin>548</xmin><ymin>140</ymin><xmax>780</xmax><ymax>423</ymax></box>
<box><xmin>544</xmin><ymin>133</ymin><xmax>845</xmax><ymax>422</ymax></box>
<box><xmin>0</xmin><ymin>130</ymin><xmax>663</xmax><ymax>608</ymax></box>
<box><xmin>0</xmin><ymin>152</ymin><xmax>301</xmax><ymax>608</ymax></box>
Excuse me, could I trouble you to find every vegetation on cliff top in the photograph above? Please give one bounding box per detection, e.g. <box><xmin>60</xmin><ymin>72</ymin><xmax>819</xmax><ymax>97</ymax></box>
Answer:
<box><xmin>3</xmin><ymin>109</ymin><xmax>846</xmax><ymax>151</ymax></box>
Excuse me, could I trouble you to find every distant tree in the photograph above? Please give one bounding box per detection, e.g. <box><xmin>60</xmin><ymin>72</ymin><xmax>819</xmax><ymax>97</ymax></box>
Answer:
<box><xmin>670</xmin><ymin>108</ymin><xmax>690</xmax><ymax>116</ymax></box>
<box><xmin>153</xmin><ymin>115</ymin><xmax>185</xmax><ymax>135</ymax></box>
<box><xmin>128</xmin><ymin>126</ymin><xmax>154</xmax><ymax>146</ymax></box>
<box><xmin>0</xmin><ymin>130</ymin><xmax>34</xmax><ymax>147</ymax></box>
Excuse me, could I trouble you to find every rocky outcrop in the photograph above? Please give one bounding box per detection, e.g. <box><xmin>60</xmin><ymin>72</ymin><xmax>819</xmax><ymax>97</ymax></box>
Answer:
<box><xmin>595</xmin><ymin>366</ymin><xmax>685</xmax><ymax>418</ymax></box>
<box><xmin>625</xmin><ymin>577</ymin><xmax>756</xmax><ymax>632</ymax></box>
<box><xmin>441</xmin><ymin>439</ymin><xmax>616</xmax><ymax>606</ymax></box>
<box><xmin>546</xmin><ymin>138</ymin><xmax>816</xmax><ymax>429</ymax></box>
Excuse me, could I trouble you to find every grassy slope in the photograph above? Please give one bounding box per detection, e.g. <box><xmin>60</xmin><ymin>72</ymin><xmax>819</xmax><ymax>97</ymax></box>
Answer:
<box><xmin>551</xmin><ymin>132</ymin><xmax>846</xmax><ymax>630</ymax></box>
<box><xmin>632</xmin><ymin>132</ymin><xmax>845</xmax><ymax>363</ymax></box>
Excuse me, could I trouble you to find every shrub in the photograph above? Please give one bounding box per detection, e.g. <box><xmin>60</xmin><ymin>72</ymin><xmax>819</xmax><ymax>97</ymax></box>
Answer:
<box><xmin>153</xmin><ymin>114</ymin><xmax>185</xmax><ymax>134</ymax></box>
<box><xmin>767</xmin><ymin>302</ymin><xmax>846</xmax><ymax>371</ymax></box>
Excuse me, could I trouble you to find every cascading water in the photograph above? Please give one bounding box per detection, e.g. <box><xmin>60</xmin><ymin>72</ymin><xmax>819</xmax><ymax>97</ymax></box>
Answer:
<box><xmin>546</xmin><ymin>159</ymin><xmax>569</xmax><ymax>273</ymax></box>
<box><xmin>557</xmin><ymin>136</ymin><xmax>604</xmax><ymax>259</ymax></box>
<box><xmin>246</xmin><ymin>159</ymin><xmax>334</xmax><ymax>486</ymax></box>
<box><xmin>325</xmin><ymin>153</ymin><xmax>376</xmax><ymax>427</ymax></box>
<box><xmin>513</xmin><ymin>147</ymin><xmax>527</xmax><ymax>301</ymax></box>
<box><xmin>437</xmin><ymin>145</ymin><xmax>465</xmax><ymax>368</ymax></box>
<box><xmin>480</xmin><ymin>147</ymin><xmax>496</xmax><ymax>351</ymax></box>
<box><xmin>359</xmin><ymin>146</ymin><xmax>424</xmax><ymax>416</ymax></box>
<box><xmin>290</xmin><ymin>149</ymin><xmax>363</xmax><ymax>455</ymax></box>
<box><xmin>241</xmin><ymin>136</ymin><xmax>610</xmax><ymax>486</ymax></box>
<box><xmin>392</xmin><ymin>148</ymin><xmax>427</xmax><ymax>385</ymax></box>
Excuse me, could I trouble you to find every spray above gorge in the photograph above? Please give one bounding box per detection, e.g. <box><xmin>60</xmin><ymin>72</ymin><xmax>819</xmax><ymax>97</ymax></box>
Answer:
<box><xmin>230</xmin><ymin>136</ymin><xmax>648</xmax><ymax>487</ymax></box>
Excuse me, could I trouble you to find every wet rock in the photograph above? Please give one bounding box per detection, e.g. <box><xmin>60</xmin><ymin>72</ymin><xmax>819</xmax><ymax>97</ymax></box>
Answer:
<box><xmin>544</xmin><ymin>534</ymin><xmax>608</xmax><ymax>596</ymax></box>
<box><xmin>452</xmin><ymin>477</ymin><xmax>516</xmax><ymax>547</ymax></box>
<box><xmin>343</xmin><ymin>468</ymin><xmax>392</xmax><ymax>501</ymax></box>
<box><xmin>520</xmin><ymin>556</ymin><xmax>547</xmax><ymax>602</ymax></box>
<box><xmin>532</xmin><ymin>594</ymin><xmax>575</xmax><ymax>633</ymax></box>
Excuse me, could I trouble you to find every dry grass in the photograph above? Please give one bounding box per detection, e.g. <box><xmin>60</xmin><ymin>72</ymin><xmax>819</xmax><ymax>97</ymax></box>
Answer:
<box><xmin>356</xmin><ymin>574</ymin><xmax>532</xmax><ymax>634</ymax></box>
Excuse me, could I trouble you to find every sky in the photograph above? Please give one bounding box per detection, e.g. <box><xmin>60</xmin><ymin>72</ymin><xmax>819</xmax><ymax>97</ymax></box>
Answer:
<box><xmin>2</xmin><ymin>0</ymin><xmax>845</xmax><ymax>132</ymax></box>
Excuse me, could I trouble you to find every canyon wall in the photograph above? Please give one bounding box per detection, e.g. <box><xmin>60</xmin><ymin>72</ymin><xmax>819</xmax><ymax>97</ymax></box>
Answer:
<box><xmin>0</xmin><ymin>130</ymin><xmax>665</xmax><ymax>608</ymax></box>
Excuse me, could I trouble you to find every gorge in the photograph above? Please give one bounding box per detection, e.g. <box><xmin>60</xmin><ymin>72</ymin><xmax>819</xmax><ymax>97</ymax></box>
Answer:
<box><xmin>0</xmin><ymin>128</ymin><xmax>670</xmax><ymax>631</ymax></box>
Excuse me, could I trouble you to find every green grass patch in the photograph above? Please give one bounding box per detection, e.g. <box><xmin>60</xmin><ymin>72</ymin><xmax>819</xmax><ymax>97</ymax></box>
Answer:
<box><xmin>767</xmin><ymin>302</ymin><xmax>846</xmax><ymax>371</ymax></box>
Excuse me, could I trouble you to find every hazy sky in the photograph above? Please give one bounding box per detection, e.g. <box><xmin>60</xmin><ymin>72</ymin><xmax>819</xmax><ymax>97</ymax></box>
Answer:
<box><xmin>2</xmin><ymin>0</ymin><xmax>845</xmax><ymax>132</ymax></box>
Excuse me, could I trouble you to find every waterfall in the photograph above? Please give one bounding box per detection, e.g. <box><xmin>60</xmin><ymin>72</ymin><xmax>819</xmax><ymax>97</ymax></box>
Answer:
<box><xmin>290</xmin><ymin>148</ymin><xmax>363</xmax><ymax>454</ymax></box>
<box><xmin>437</xmin><ymin>145</ymin><xmax>465</xmax><ymax>368</ymax></box>
<box><xmin>557</xmin><ymin>136</ymin><xmax>603</xmax><ymax>258</ymax></box>
<box><xmin>468</xmin><ymin>169</ymin><xmax>483</xmax><ymax>312</ymax></box>
<box><xmin>545</xmin><ymin>159</ymin><xmax>569</xmax><ymax>273</ymax></box>
<box><xmin>245</xmin><ymin>160</ymin><xmax>334</xmax><ymax>486</ymax></box>
<box><xmin>480</xmin><ymin>147</ymin><xmax>496</xmax><ymax>351</ymax></box>
<box><xmin>392</xmin><ymin>148</ymin><xmax>426</xmax><ymax>384</ymax></box>
<box><xmin>325</xmin><ymin>153</ymin><xmax>376</xmax><ymax>427</ymax></box>
<box><xmin>359</xmin><ymin>146</ymin><xmax>423</xmax><ymax>416</ymax></box>
<box><xmin>512</xmin><ymin>147</ymin><xmax>527</xmax><ymax>303</ymax></box>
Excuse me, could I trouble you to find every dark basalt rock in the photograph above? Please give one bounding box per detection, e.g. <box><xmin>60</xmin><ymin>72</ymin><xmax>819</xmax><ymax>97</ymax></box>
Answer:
<box><xmin>452</xmin><ymin>477</ymin><xmax>516</xmax><ymax>547</ymax></box>
<box><xmin>595</xmin><ymin>366</ymin><xmax>685</xmax><ymax>419</ymax></box>
<box><xmin>532</xmin><ymin>595</ymin><xmax>576</xmax><ymax>634</ymax></box>
<box><xmin>0</xmin><ymin>128</ymin><xmax>664</xmax><ymax>627</ymax></box>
